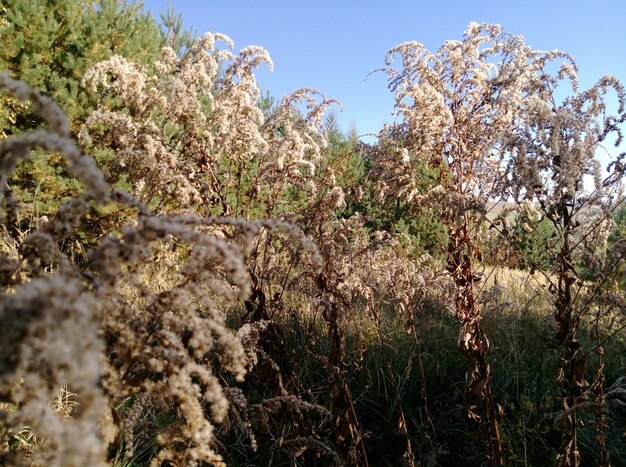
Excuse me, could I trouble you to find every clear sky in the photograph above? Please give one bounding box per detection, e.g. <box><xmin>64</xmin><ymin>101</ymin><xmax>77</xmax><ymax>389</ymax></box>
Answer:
<box><xmin>141</xmin><ymin>0</ymin><xmax>626</xmax><ymax>142</ymax></box>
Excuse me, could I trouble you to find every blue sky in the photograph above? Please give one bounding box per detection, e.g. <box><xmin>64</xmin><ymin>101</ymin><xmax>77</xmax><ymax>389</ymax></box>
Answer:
<box><xmin>142</xmin><ymin>1</ymin><xmax>626</xmax><ymax>142</ymax></box>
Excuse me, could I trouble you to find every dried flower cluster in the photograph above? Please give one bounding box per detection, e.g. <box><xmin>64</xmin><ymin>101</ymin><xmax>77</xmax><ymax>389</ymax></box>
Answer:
<box><xmin>79</xmin><ymin>33</ymin><xmax>341</xmax><ymax>219</ymax></box>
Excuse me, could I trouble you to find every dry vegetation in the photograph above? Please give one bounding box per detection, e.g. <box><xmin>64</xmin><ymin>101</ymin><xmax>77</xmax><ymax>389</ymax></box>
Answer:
<box><xmin>1</xmin><ymin>17</ymin><xmax>625</xmax><ymax>467</ymax></box>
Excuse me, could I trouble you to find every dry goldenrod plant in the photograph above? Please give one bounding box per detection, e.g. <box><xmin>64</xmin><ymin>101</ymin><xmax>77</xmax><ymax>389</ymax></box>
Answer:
<box><xmin>76</xmin><ymin>29</ymin><xmax>466</xmax><ymax>465</ymax></box>
<box><xmin>500</xmin><ymin>61</ymin><xmax>626</xmax><ymax>466</ymax></box>
<box><xmin>0</xmin><ymin>65</ymin><xmax>323</xmax><ymax>466</ymax></box>
<box><xmin>1</xmin><ymin>28</ymin><xmax>438</xmax><ymax>465</ymax></box>
<box><xmin>378</xmin><ymin>22</ymin><xmax>586</xmax><ymax>465</ymax></box>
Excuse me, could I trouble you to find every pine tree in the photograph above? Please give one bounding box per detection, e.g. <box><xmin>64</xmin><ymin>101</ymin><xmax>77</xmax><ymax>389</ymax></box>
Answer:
<box><xmin>159</xmin><ymin>0</ymin><xmax>196</xmax><ymax>53</ymax></box>
<box><xmin>0</xmin><ymin>0</ymin><xmax>167</xmax><ymax>230</ymax></box>
<box><xmin>0</xmin><ymin>0</ymin><xmax>165</xmax><ymax>134</ymax></box>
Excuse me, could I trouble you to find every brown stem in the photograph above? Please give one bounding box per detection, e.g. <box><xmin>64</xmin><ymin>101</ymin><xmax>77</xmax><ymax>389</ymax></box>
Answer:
<box><xmin>448</xmin><ymin>220</ymin><xmax>503</xmax><ymax>466</ymax></box>
<box><xmin>317</xmin><ymin>274</ymin><xmax>369</xmax><ymax>467</ymax></box>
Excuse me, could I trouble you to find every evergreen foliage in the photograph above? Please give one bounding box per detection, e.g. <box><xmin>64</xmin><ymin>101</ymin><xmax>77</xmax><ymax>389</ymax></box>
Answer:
<box><xmin>0</xmin><ymin>0</ymin><xmax>164</xmax><ymax>133</ymax></box>
<box><xmin>0</xmin><ymin>0</ymin><xmax>165</xmax><ymax>228</ymax></box>
<box><xmin>511</xmin><ymin>215</ymin><xmax>556</xmax><ymax>271</ymax></box>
